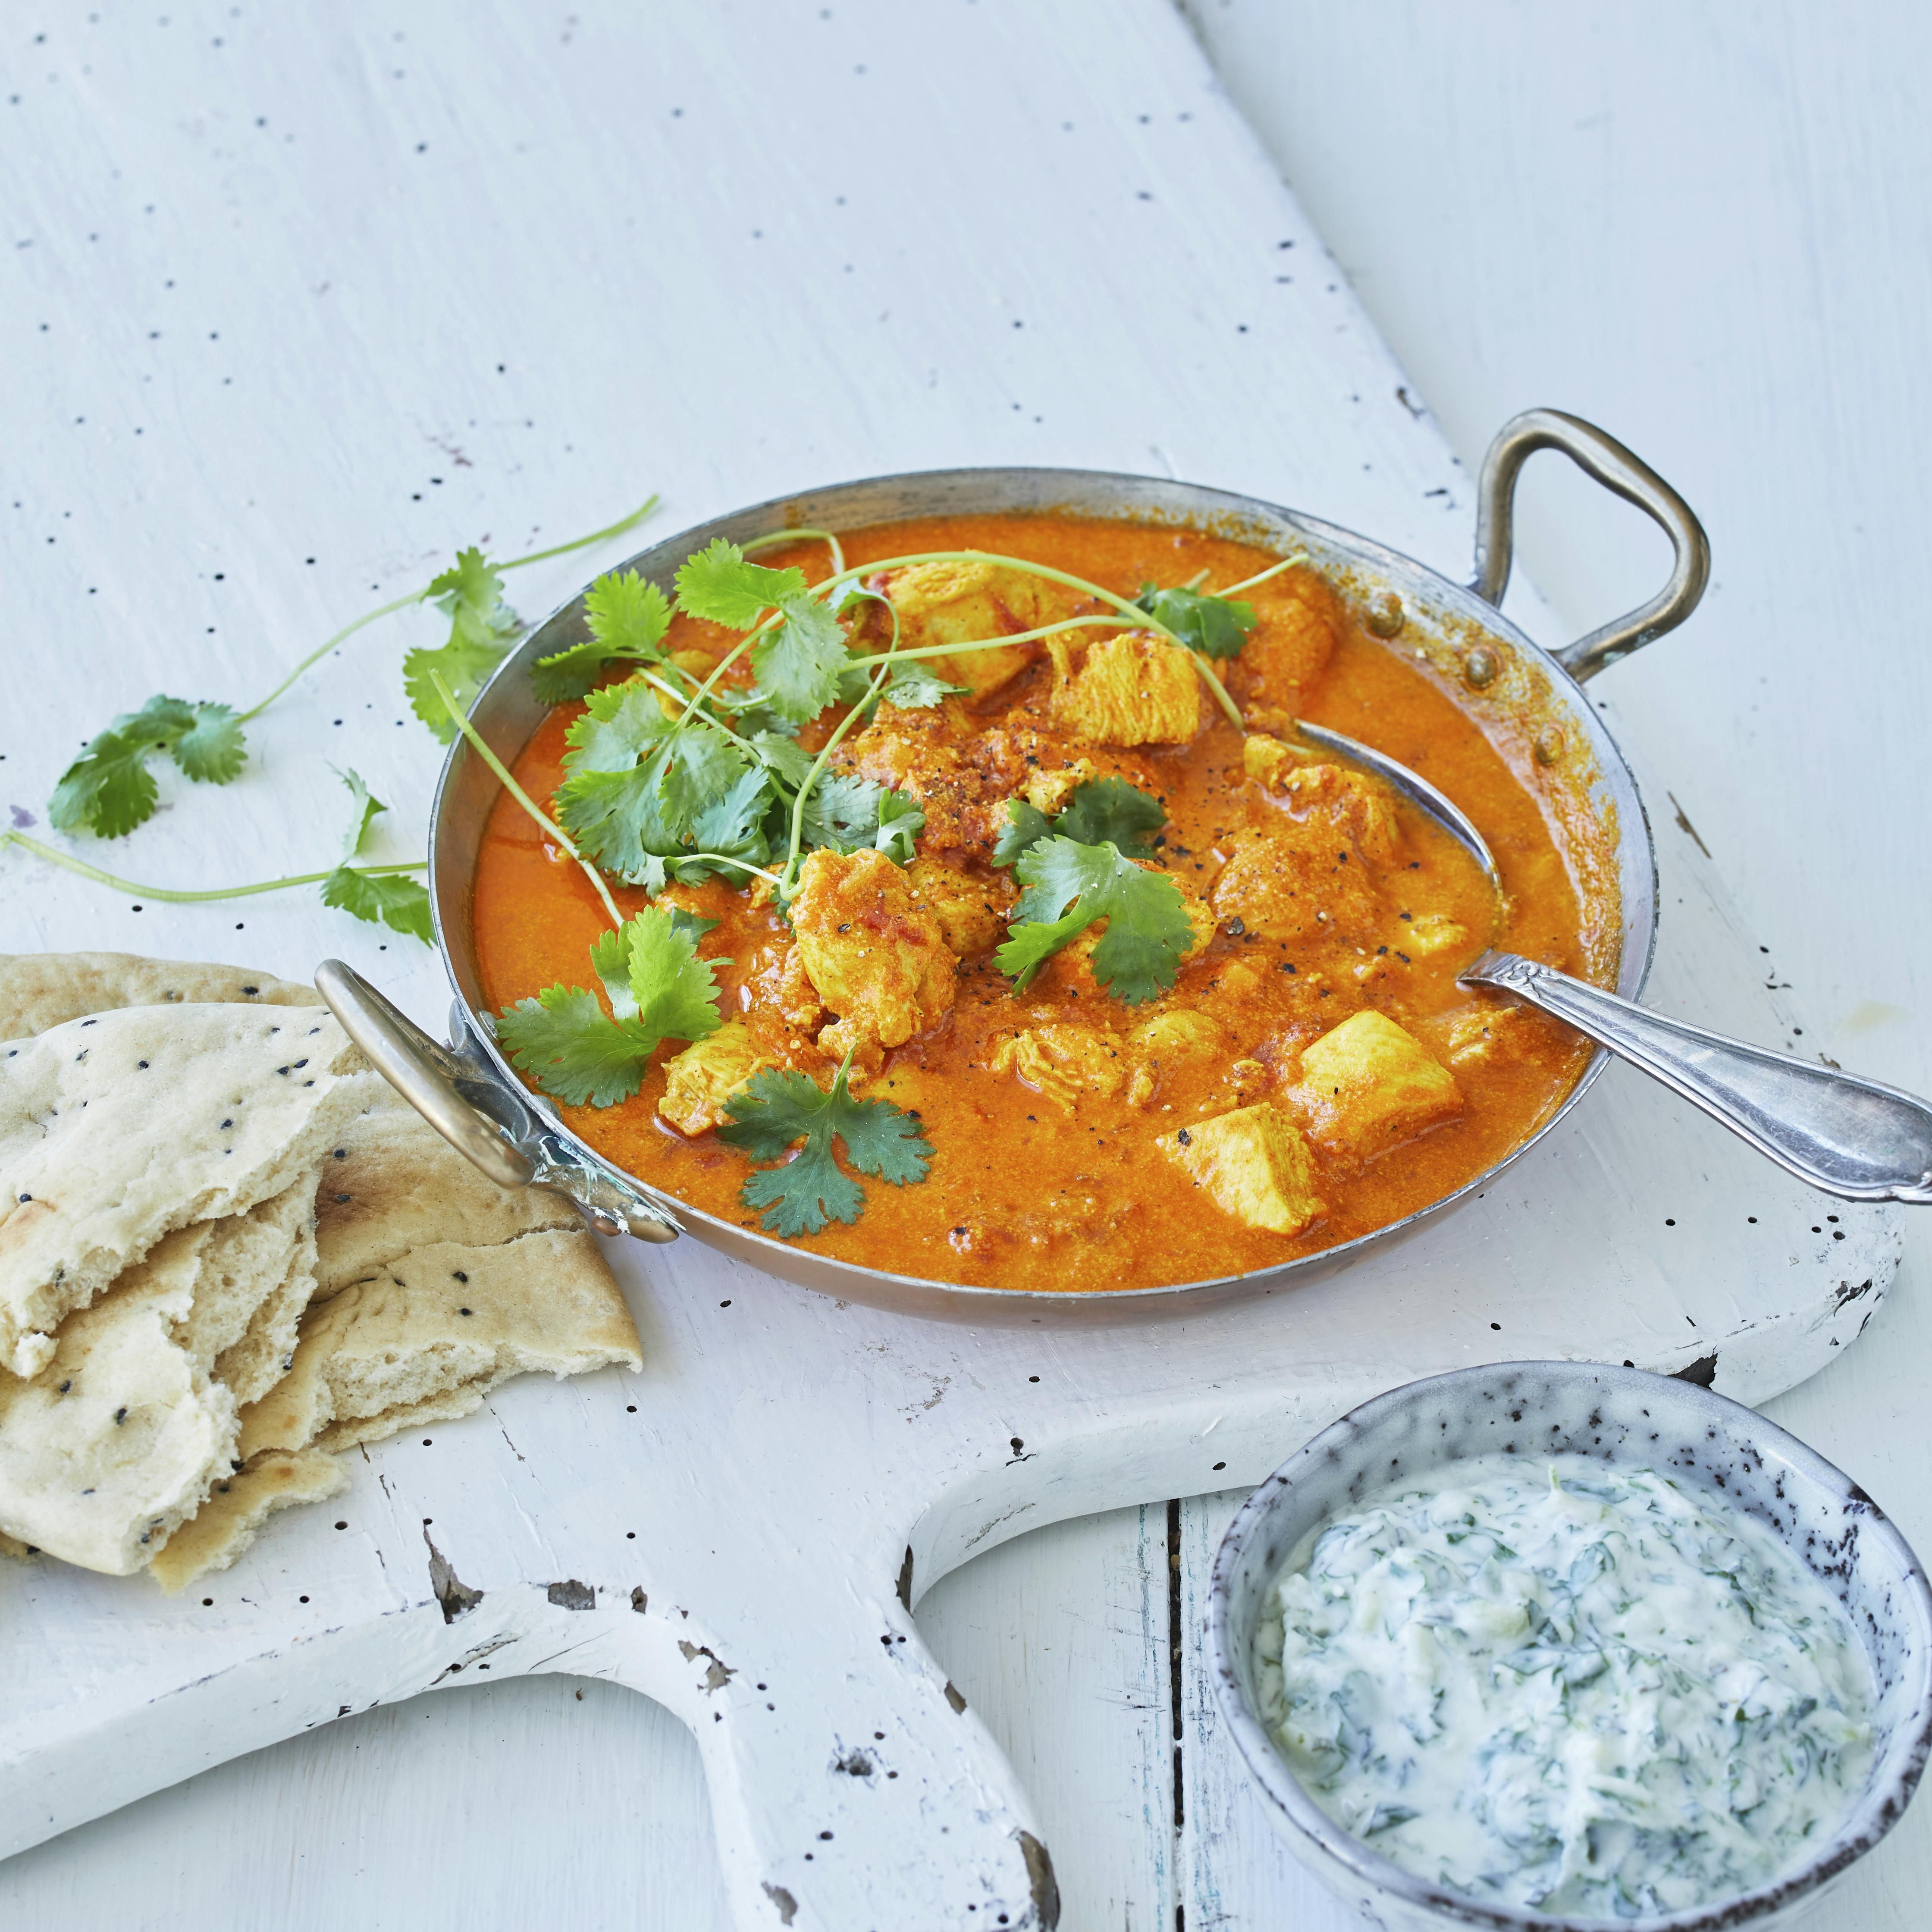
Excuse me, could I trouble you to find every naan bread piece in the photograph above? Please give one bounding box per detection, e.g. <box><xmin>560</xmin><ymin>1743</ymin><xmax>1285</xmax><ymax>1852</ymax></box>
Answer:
<box><xmin>314</xmin><ymin>1089</ymin><xmax>585</xmax><ymax>1300</ymax></box>
<box><xmin>0</xmin><ymin>953</ymin><xmax>315</xmax><ymax>1042</ymax></box>
<box><xmin>147</xmin><ymin>1448</ymin><xmax>345</xmax><ymax>1594</ymax></box>
<box><xmin>0</xmin><ymin>1185</ymin><xmax>315</xmax><ymax>1574</ymax></box>
<box><xmin>241</xmin><ymin>1230</ymin><xmax>640</xmax><ymax>1458</ymax></box>
<box><xmin>0</xmin><ymin>1005</ymin><xmax>377</xmax><ymax>1375</ymax></box>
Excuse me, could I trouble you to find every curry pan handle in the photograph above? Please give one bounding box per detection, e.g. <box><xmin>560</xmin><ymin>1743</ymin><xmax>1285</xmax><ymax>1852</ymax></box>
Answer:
<box><xmin>1469</xmin><ymin>409</ymin><xmax>1711</xmax><ymax>681</ymax></box>
<box><xmin>314</xmin><ymin>959</ymin><xmax>682</xmax><ymax>1244</ymax></box>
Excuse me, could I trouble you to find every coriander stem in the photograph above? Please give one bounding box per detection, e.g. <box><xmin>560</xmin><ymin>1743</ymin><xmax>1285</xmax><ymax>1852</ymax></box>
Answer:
<box><xmin>844</xmin><ymin>614</ymin><xmax>1118</xmax><ymax>668</ymax></box>
<box><xmin>427</xmin><ymin>670</ymin><xmax>624</xmax><ymax>928</ymax></box>
<box><xmin>639</xmin><ymin>672</ymin><xmax>759</xmax><ymax>757</ymax></box>
<box><xmin>1</xmin><ymin>831</ymin><xmax>424</xmax><ymax>902</ymax></box>
<box><xmin>743</xmin><ymin>526</ymin><xmax>847</xmax><ymax>579</ymax></box>
<box><xmin>677</xmin><ymin>852</ymin><xmax>782</xmax><ymax>885</ymax></box>
<box><xmin>239</xmin><ymin>494</ymin><xmax>661</xmax><ymax>723</ymax></box>
<box><xmin>496</xmin><ymin>493</ymin><xmax>661</xmax><ymax>573</ymax></box>
<box><xmin>1216</xmin><ymin>550</ymin><xmax>1309</xmax><ymax>598</ymax></box>
<box><xmin>237</xmin><ymin>590</ymin><xmax>424</xmax><ymax>722</ymax></box>
<box><xmin>782</xmin><ymin>590</ymin><xmax>901</xmax><ymax>897</ymax></box>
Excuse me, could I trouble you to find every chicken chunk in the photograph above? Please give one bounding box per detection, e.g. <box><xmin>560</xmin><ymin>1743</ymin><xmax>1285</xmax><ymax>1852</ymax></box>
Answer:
<box><xmin>790</xmin><ymin>847</ymin><xmax>957</xmax><ymax>1062</ymax></box>
<box><xmin>1126</xmin><ymin>1010</ymin><xmax>1230</xmax><ymax>1106</ymax></box>
<box><xmin>1048</xmin><ymin>631</ymin><xmax>1202</xmax><ymax>746</ymax></box>
<box><xmin>1403</xmin><ymin>912</ymin><xmax>1471</xmax><ymax>959</ymax></box>
<box><xmin>834</xmin><ymin>700</ymin><xmax>1000</xmax><ymax>862</ymax></box>
<box><xmin>908</xmin><ymin>858</ymin><xmax>1012</xmax><ymax>957</ymax></box>
<box><xmin>657</xmin><ymin>1021</ymin><xmax>775</xmax><ymax>1137</ymax></box>
<box><xmin>1022</xmin><ymin>756</ymin><xmax>1099</xmax><ymax>817</ymax></box>
<box><xmin>1158</xmin><ymin>1102</ymin><xmax>1325</xmax><ymax>1236</ymax></box>
<box><xmin>1229</xmin><ymin>571</ymin><xmax>1340</xmax><ymax>731</ymax></box>
<box><xmin>1429</xmin><ymin>1000</ymin><xmax>1539</xmax><ymax>1070</ymax></box>
<box><xmin>1288</xmin><ymin>1009</ymin><xmax>1462</xmax><ymax>1161</ymax></box>
<box><xmin>1209</xmin><ymin>827</ymin><xmax>1383</xmax><ymax>946</ymax></box>
<box><xmin>1244</xmin><ymin>739</ymin><xmax>1402</xmax><ymax>871</ymax></box>
<box><xmin>987</xmin><ymin>1024</ymin><xmax>1128</xmax><ymax>1112</ymax></box>
<box><xmin>856</xmin><ymin>558</ymin><xmax>1056</xmax><ymax>698</ymax></box>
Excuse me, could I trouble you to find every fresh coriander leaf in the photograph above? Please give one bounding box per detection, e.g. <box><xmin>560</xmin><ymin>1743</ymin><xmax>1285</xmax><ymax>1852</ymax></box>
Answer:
<box><xmin>872</xmin><ymin>787</ymin><xmax>924</xmax><ymax>866</ymax></box>
<box><xmin>718</xmin><ymin>1063</ymin><xmax>932</xmax><ymax>1237</ymax></box>
<box><xmin>749</xmin><ymin>594</ymin><xmax>850</xmax><ymax>724</ymax></box>
<box><xmin>750</xmin><ymin>730</ymin><xmax>816</xmax><ymax>789</ymax></box>
<box><xmin>621</xmin><ymin>903</ymin><xmax>727</xmax><ymax>1045</ymax></box>
<box><xmin>49</xmin><ymin>722</ymin><xmax>159</xmax><ymax>839</ymax></box>
<box><xmin>531</xmin><ymin>569</ymin><xmax>673</xmax><ymax>703</ymax></box>
<box><xmin>881</xmin><ymin>660</ymin><xmax>969</xmax><ymax>709</ymax></box>
<box><xmin>320</xmin><ymin>866</ymin><xmax>433</xmax><ymax>945</ymax></box>
<box><xmin>333</xmin><ymin>765</ymin><xmax>387</xmax><ymax>860</ymax></box>
<box><xmin>801</xmin><ymin>772</ymin><xmax>888</xmax><ymax>852</ymax></box>
<box><xmin>677</xmin><ymin>763</ymin><xmax>776</xmax><ymax>885</ymax></box>
<box><xmin>496</xmin><ymin>985</ymin><xmax>664</xmax><ymax>1108</ymax></box>
<box><xmin>1052</xmin><ymin>776</ymin><xmax>1165</xmax><ymax>857</ymax></box>
<box><xmin>499</xmin><ymin>906</ymin><xmax>724</xmax><ymax>1107</ymax></box>
<box><xmin>1134</xmin><ymin>582</ymin><xmax>1258</xmax><ymax>659</ymax></box>
<box><xmin>667</xmin><ymin>906</ymin><xmax>721</xmax><ymax>944</ymax></box>
<box><xmin>405</xmin><ymin>633</ymin><xmax>515</xmax><ymax>742</ymax></box>
<box><xmin>556</xmin><ymin>677</ymin><xmax>770</xmax><ymax>883</ymax></box>
<box><xmin>409</xmin><ymin>547</ymin><xmax>521</xmax><ymax>741</ymax></box>
<box><xmin>429</xmin><ymin>547</ymin><xmax>516</xmax><ymax>642</ymax></box>
<box><xmin>168</xmin><ymin>702</ymin><xmax>247</xmax><ymax>784</ymax></box>
<box><xmin>796</xmin><ymin>775</ymin><xmax>922</xmax><ymax>863</ymax></box>
<box><xmin>674</xmin><ymin>538</ymin><xmax>808</xmax><ymax>629</ymax></box>
<box><xmin>991</xmin><ymin>777</ymin><xmax>1165</xmax><ymax>868</ymax></box>
<box><xmin>995</xmin><ymin>835</ymin><xmax>1198</xmax><ymax>1003</ymax></box>
<box><xmin>49</xmin><ymin>694</ymin><xmax>248</xmax><ymax>838</ymax></box>
<box><xmin>991</xmin><ymin>795</ymin><xmax>1055</xmax><ymax>868</ymax></box>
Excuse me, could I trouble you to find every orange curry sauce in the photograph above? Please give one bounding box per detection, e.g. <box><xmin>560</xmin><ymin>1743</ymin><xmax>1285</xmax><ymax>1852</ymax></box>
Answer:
<box><xmin>472</xmin><ymin>514</ymin><xmax>1595</xmax><ymax>1292</ymax></box>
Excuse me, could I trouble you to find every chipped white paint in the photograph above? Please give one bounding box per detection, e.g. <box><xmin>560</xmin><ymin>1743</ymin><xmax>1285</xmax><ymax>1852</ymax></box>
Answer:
<box><xmin>0</xmin><ymin>2</ymin><xmax>1916</xmax><ymax>1927</ymax></box>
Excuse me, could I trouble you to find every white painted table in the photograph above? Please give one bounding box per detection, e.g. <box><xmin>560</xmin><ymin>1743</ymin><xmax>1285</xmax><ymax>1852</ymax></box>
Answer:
<box><xmin>0</xmin><ymin>2</ymin><xmax>1924</xmax><ymax>1925</ymax></box>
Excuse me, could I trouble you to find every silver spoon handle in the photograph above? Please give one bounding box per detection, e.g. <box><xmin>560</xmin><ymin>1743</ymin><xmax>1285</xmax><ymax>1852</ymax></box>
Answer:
<box><xmin>1462</xmin><ymin>951</ymin><xmax>1932</xmax><ymax>1204</ymax></box>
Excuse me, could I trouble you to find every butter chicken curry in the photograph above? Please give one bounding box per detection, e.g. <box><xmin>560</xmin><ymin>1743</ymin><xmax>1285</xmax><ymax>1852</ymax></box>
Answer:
<box><xmin>470</xmin><ymin>514</ymin><xmax>1599</xmax><ymax>1292</ymax></box>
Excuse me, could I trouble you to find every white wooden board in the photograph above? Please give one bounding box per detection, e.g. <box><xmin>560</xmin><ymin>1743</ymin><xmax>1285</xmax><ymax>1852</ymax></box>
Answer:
<box><xmin>0</xmin><ymin>2</ymin><xmax>1919</xmax><ymax>1927</ymax></box>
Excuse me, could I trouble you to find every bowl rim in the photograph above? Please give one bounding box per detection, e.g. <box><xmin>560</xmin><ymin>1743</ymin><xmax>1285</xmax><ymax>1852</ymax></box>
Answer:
<box><xmin>1206</xmin><ymin>1359</ymin><xmax>1932</xmax><ymax>1932</ymax></box>
<box><xmin>430</xmin><ymin>464</ymin><xmax>1660</xmax><ymax>1320</ymax></box>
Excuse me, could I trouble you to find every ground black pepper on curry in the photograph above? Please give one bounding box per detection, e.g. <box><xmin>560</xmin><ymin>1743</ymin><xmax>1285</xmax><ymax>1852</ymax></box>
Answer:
<box><xmin>471</xmin><ymin>513</ymin><xmax>1600</xmax><ymax>1292</ymax></box>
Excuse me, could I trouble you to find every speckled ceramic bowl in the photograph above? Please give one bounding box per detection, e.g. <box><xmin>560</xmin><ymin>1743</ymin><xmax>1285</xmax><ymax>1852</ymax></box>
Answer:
<box><xmin>1208</xmin><ymin>1362</ymin><xmax>1932</xmax><ymax>1932</ymax></box>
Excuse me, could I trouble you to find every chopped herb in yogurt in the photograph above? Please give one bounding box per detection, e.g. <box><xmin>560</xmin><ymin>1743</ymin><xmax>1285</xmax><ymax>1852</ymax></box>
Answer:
<box><xmin>1255</xmin><ymin>1454</ymin><xmax>1874</xmax><ymax>1918</ymax></box>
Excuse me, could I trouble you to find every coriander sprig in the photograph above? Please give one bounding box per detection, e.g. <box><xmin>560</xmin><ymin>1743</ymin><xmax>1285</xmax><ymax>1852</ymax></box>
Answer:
<box><xmin>49</xmin><ymin>492</ymin><xmax>660</xmax><ymax>841</ymax></box>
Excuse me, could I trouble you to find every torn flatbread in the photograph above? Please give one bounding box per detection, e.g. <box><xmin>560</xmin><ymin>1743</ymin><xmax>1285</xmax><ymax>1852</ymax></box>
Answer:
<box><xmin>147</xmin><ymin>1448</ymin><xmax>345</xmax><ymax>1594</ymax></box>
<box><xmin>241</xmin><ymin>1229</ymin><xmax>641</xmax><ymax>1458</ymax></box>
<box><xmin>0</xmin><ymin>1183</ymin><xmax>317</xmax><ymax>1574</ymax></box>
<box><xmin>0</xmin><ymin>1004</ymin><xmax>378</xmax><ymax>1375</ymax></box>
<box><xmin>0</xmin><ymin>953</ymin><xmax>315</xmax><ymax>1042</ymax></box>
<box><xmin>314</xmin><ymin>1088</ymin><xmax>585</xmax><ymax>1299</ymax></box>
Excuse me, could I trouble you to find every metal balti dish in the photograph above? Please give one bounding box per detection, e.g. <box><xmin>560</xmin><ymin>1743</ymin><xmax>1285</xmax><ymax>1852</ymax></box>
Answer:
<box><xmin>320</xmin><ymin>412</ymin><xmax>1709</xmax><ymax>1325</ymax></box>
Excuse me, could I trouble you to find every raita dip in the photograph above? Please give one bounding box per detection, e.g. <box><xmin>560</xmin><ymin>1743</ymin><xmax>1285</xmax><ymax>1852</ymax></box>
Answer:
<box><xmin>1255</xmin><ymin>1452</ymin><xmax>1875</xmax><ymax>1918</ymax></box>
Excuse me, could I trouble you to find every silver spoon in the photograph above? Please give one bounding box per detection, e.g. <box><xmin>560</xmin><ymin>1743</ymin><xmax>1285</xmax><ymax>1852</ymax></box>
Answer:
<box><xmin>1291</xmin><ymin>718</ymin><xmax>1932</xmax><ymax>1205</ymax></box>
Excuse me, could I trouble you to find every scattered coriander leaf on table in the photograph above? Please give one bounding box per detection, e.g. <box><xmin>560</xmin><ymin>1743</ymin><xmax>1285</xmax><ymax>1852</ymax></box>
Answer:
<box><xmin>333</xmin><ymin>765</ymin><xmax>387</xmax><ymax>859</ymax></box>
<box><xmin>404</xmin><ymin>548</ymin><xmax>524</xmax><ymax>741</ymax></box>
<box><xmin>996</xmin><ymin>835</ymin><xmax>1198</xmax><ymax>1002</ymax></box>
<box><xmin>498</xmin><ymin>906</ymin><xmax>725</xmax><ymax>1107</ymax></box>
<box><xmin>1132</xmin><ymin>582</ymin><xmax>1258</xmax><ymax>658</ymax></box>
<box><xmin>718</xmin><ymin>1060</ymin><xmax>933</xmax><ymax>1236</ymax></box>
<box><xmin>50</xmin><ymin>696</ymin><xmax>247</xmax><ymax>839</ymax></box>
<box><xmin>320</xmin><ymin>865</ymin><xmax>433</xmax><ymax>944</ymax></box>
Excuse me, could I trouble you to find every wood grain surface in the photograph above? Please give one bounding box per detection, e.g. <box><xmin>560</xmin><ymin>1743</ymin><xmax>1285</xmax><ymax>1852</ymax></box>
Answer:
<box><xmin>0</xmin><ymin>1</ymin><xmax>1922</xmax><ymax>1926</ymax></box>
